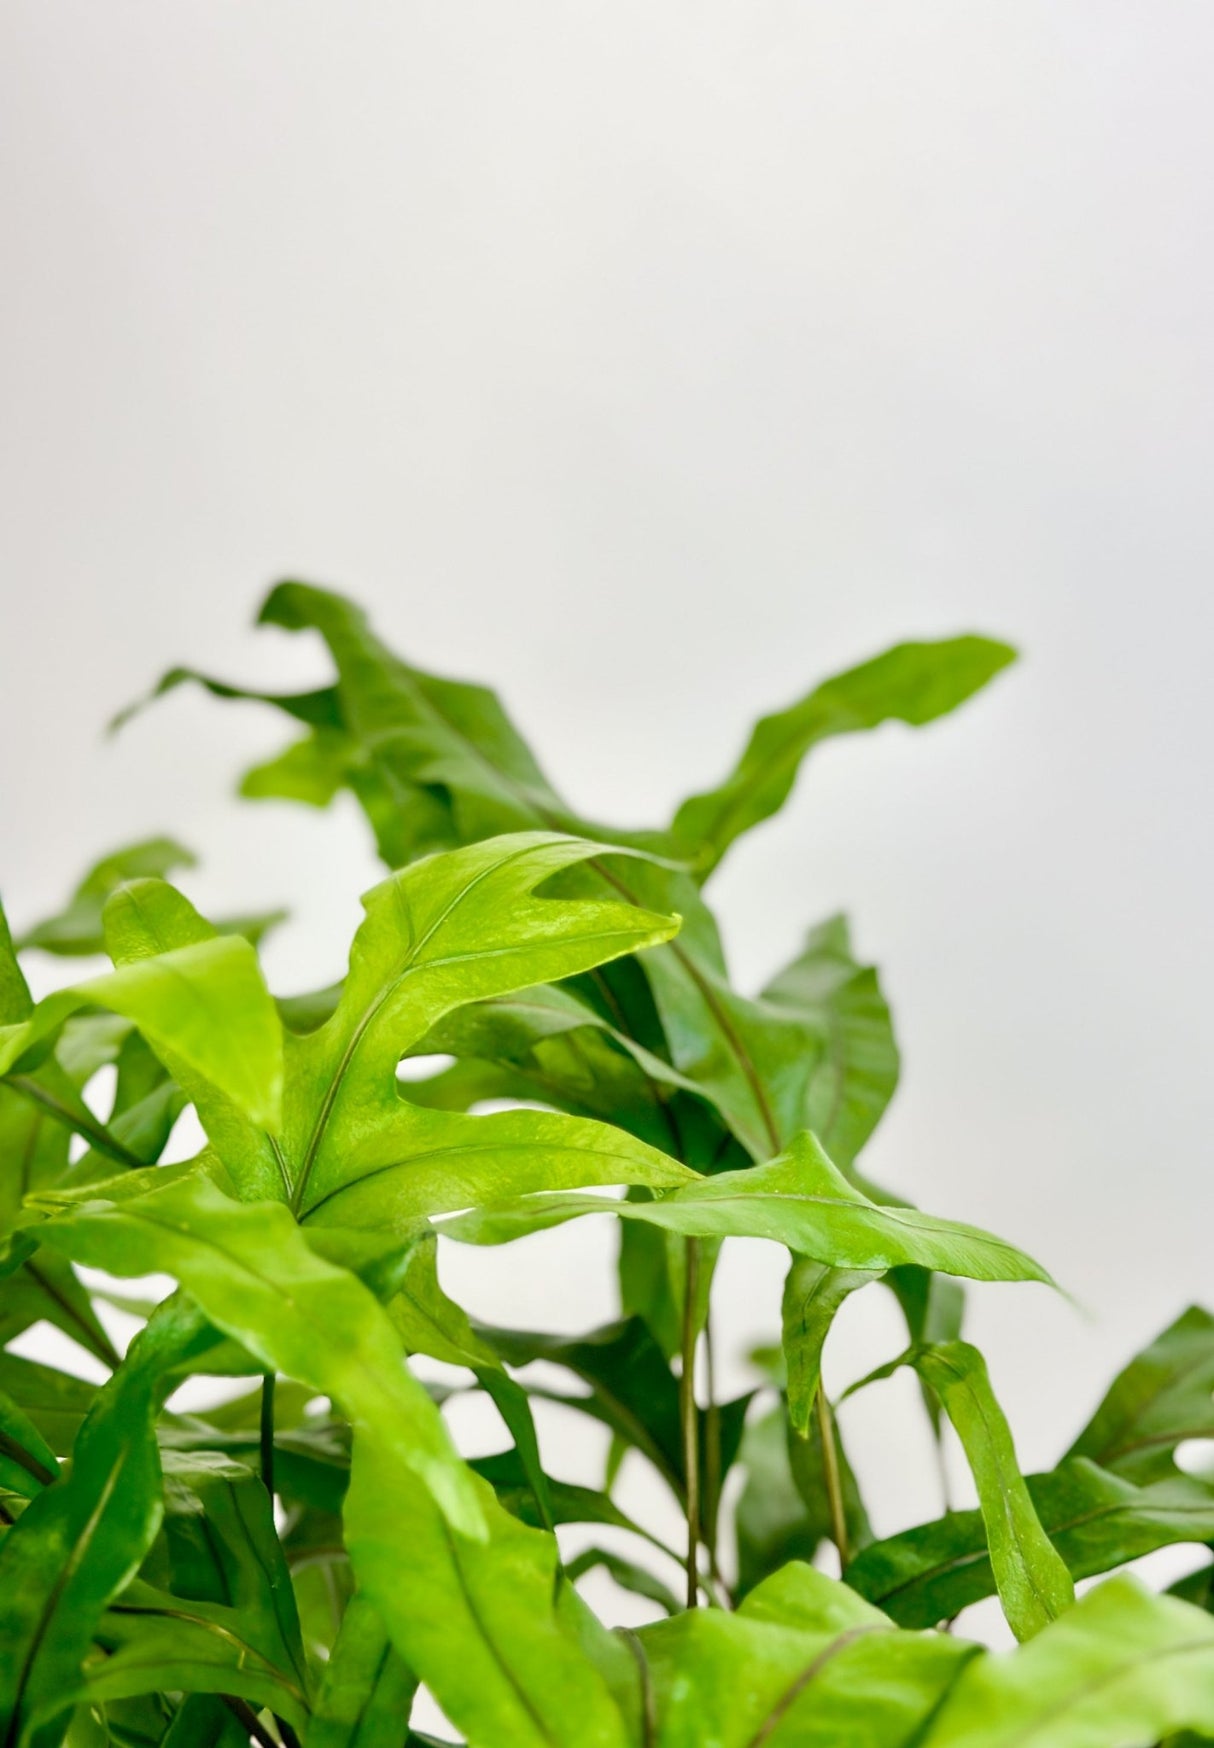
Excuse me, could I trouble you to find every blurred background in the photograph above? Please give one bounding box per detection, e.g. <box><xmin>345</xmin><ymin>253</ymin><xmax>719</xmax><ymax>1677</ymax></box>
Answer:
<box><xmin>3</xmin><ymin>2</ymin><xmax>1213</xmax><ymax>1643</ymax></box>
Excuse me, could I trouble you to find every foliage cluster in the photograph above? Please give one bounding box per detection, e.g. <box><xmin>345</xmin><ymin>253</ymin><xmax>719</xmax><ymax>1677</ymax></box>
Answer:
<box><xmin>2</xmin><ymin>585</ymin><xmax>1213</xmax><ymax>1746</ymax></box>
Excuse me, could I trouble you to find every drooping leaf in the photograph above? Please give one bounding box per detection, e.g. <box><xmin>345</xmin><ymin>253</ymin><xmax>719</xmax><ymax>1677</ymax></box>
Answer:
<box><xmin>443</xmin><ymin>1131</ymin><xmax>1053</xmax><ymax>1294</ymax></box>
<box><xmin>781</xmin><ymin>1257</ymin><xmax>883</xmax><ymax>1436</ymax></box>
<box><xmin>921</xmin><ymin>1576</ymin><xmax>1214</xmax><ymax>1746</ymax></box>
<box><xmin>849</xmin><ymin>1457</ymin><xmax>1214</xmax><ymax>1629</ymax></box>
<box><xmin>913</xmin><ymin>1342</ymin><xmax>1073</xmax><ymax>1640</ymax></box>
<box><xmin>669</xmin><ymin>634</ymin><xmax>1016</xmax><ymax>880</ymax></box>
<box><xmin>1065</xmin><ymin>1304</ymin><xmax>1214</xmax><ymax>1485</ymax></box>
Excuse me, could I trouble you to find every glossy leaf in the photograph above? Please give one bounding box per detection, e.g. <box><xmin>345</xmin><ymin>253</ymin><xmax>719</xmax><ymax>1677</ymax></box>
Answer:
<box><xmin>781</xmin><ymin>1257</ymin><xmax>882</xmax><ymax>1436</ymax></box>
<box><xmin>443</xmin><ymin>1131</ymin><xmax>1052</xmax><ymax>1293</ymax></box>
<box><xmin>921</xmin><ymin>1577</ymin><xmax>1214</xmax><ymax>1745</ymax></box>
<box><xmin>633</xmin><ymin>1559</ymin><xmax>974</xmax><ymax>1745</ymax></box>
<box><xmin>915</xmin><ymin>1342</ymin><xmax>1074</xmax><ymax>1640</ymax></box>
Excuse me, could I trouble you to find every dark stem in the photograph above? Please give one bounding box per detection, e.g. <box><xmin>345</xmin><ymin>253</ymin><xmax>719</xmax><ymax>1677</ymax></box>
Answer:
<box><xmin>221</xmin><ymin>1698</ymin><xmax>279</xmax><ymax>1748</ymax></box>
<box><xmin>6</xmin><ymin>1074</ymin><xmax>146</xmax><ymax>1171</ymax></box>
<box><xmin>680</xmin><ymin>1237</ymin><xmax>701</xmax><ymax>1609</ymax></box>
<box><xmin>815</xmin><ymin>1386</ymin><xmax>849</xmax><ymax>1573</ymax></box>
<box><xmin>260</xmin><ymin>1372</ymin><xmax>276</xmax><ymax>1502</ymax></box>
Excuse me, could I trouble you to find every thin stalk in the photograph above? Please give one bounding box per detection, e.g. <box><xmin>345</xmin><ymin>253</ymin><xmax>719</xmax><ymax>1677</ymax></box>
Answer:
<box><xmin>260</xmin><ymin>1372</ymin><xmax>276</xmax><ymax>1502</ymax></box>
<box><xmin>815</xmin><ymin>1386</ymin><xmax>849</xmax><ymax>1573</ymax></box>
<box><xmin>680</xmin><ymin>1237</ymin><xmax>701</xmax><ymax>1609</ymax></box>
<box><xmin>704</xmin><ymin>1296</ymin><xmax>723</xmax><ymax>1599</ymax></box>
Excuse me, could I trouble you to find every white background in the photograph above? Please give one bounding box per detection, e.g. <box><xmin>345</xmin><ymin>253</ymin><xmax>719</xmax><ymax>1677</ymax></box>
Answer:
<box><xmin>3</xmin><ymin>2</ymin><xmax>1214</xmax><ymax>1647</ymax></box>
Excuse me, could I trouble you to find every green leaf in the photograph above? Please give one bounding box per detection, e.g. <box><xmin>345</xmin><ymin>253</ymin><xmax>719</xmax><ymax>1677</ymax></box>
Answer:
<box><xmin>158</xmin><ymin>1448</ymin><xmax>308</xmax><ymax>1694</ymax></box>
<box><xmin>33</xmin><ymin>1175</ymin><xmax>633</xmax><ymax>1747</ymax></box>
<box><xmin>14</xmin><ymin>839</ymin><xmax>198</xmax><ymax>958</ymax></box>
<box><xmin>0</xmin><ymin>1296</ymin><xmax>212</xmax><ymax>1748</ymax></box>
<box><xmin>1065</xmin><ymin>1304</ymin><xmax>1214</xmax><ymax>1485</ymax></box>
<box><xmin>914</xmin><ymin>1342</ymin><xmax>1073</xmax><ymax>1639</ymax></box>
<box><xmin>0</xmin><ymin>1382</ymin><xmax>58</xmax><ymax>1499</ymax></box>
<box><xmin>442</xmin><ymin>1131</ymin><xmax>1053</xmax><ymax>1293</ymax></box>
<box><xmin>31</xmin><ymin>1170</ymin><xmax>480</xmax><ymax>1539</ymax></box>
<box><xmin>0</xmin><ymin>1352</ymin><xmax>98</xmax><ymax>1458</ymax></box>
<box><xmin>781</xmin><ymin>1257</ymin><xmax>882</xmax><ymax>1436</ymax></box>
<box><xmin>849</xmin><ymin>1457</ymin><xmax>1214</xmax><ymax>1629</ymax></box>
<box><xmin>921</xmin><ymin>1576</ymin><xmax>1214</xmax><ymax>1746</ymax></box>
<box><xmin>669</xmin><ymin>634</ymin><xmax>1017</xmax><ymax>880</ymax></box>
<box><xmin>565</xmin><ymin>1547</ymin><xmax>681</xmax><ymax>1617</ymax></box>
<box><xmin>0</xmin><ymin>913</ymin><xmax>283</xmax><ymax>1132</ymax></box>
<box><xmin>633</xmin><ymin>1560</ymin><xmax>974</xmax><ymax>1745</ymax></box>
<box><xmin>308</xmin><ymin>1590</ymin><xmax>418</xmax><ymax>1747</ymax></box>
<box><xmin>81</xmin><ymin>1578</ymin><xmax>309</xmax><ymax>1733</ymax></box>
<box><xmin>761</xmin><ymin>914</ymin><xmax>900</xmax><ymax>1172</ymax></box>
<box><xmin>277</xmin><ymin>832</ymin><xmax>685</xmax><ymax>1223</ymax></box>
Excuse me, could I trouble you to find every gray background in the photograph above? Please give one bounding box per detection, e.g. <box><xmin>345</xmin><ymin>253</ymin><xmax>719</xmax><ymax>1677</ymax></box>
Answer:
<box><xmin>3</xmin><ymin>2</ymin><xmax>1213</xmax><ymax>1645</ymax></box>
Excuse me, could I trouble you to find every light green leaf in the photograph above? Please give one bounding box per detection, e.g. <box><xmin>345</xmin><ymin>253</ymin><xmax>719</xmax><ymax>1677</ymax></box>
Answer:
<box><xmin>633</xmin><ymin>1563</ymin><xmax>974</xmax><ymax>1745</ymax></box>
<box><xmin>670</xmin><ymin>635</ymin><xmax>1017</xmax><ymax>880</ymax></box>
<box><xmin>781</xmin><ymin>1257</ymin><xmax>883</xmax><ymax>1436</ymax></box>
<box><xmin>0</xmin><ymin>919</ymin><xmax>283</xmax><ymax>1133</ymax></box>
<box><xmin>921</xmin><ymin>1577</ymin><xmax>1214</xmax><ymax>1746</ymax></box>
<box><xmin>442</xmin><ymin>1131</ymin><xmax>1052</xmax><ymax>1292</ymax></box>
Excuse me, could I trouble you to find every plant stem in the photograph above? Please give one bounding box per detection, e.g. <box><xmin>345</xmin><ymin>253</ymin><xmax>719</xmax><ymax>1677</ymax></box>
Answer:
<box><xmin>704</xmin><ymin>1298</ymin><xmax>721</xmax><ymax>1596</ymax></box>
<box><xmin>815</xmin><ymin>1386</ymin><xmax>849</xmax><ymax>1573</ymax></box>
<box><xmin>260</xmin><ymin>1372</ymin><xmax>276</xmax><ymax>1502</ymax></box>
<box><xmin>680</xmin><ymin>1237</ymin><xmax>701</xmax><ymax>1609</ymax></box>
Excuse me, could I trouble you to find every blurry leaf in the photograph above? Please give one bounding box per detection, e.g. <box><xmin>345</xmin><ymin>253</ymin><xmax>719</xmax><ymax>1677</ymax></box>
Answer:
<box><xmin>565</xmin><ymin>1547</ymin><xmax>681</xmax><ymax>1617</ymax></box>
<box><xmin>921</xmin><ymin>1577</ymin><xmax>1214</xmax><ymax>1745</ymax></box>
<box><xmin>669</xmin><ymin>635</ymin><xmax>1016</xmax><ymax>880</ymax></box>
<box><xmin>849</xmin><ymin>1457</ymin><xmax>1214</xmax><ymax>1629</ymax></box>
<box><xmin>82</xmin><ymin>1577</ymin><xmax>309</xmax><ymax>1732</ymax></box>
<box><xmin>1065</xmin><ymin>1304</ymin><xmax>1214</xmax><ymax>1485</ymax></box>
<box><xmin>309</xmin><ymin>1590</ymin><xmax>417</xmax><ymax>1747</ymax></box>
<box><xmin>34</xmin><ymin>1176</ymin><xmax>633</xmax><ymax>1746</ymax></box>
<box><xmin>0</xmin><ymin>1352</ymin><xmax>98</xmax><ymax>1458</ymax></box>
<box><xmin>761</xmin><ymin>914</ymin><xmax>900</xmax><ymax>1171</ymax></box>
<box><xmin>634</xmin><ymin>1561</ymin><xmax>973</xmax><ymax>1744</ymax></box>
<box><xmin>14</xmin><ymin>840</ymin><xmax>198</xmax><ymax>957</ymax></box>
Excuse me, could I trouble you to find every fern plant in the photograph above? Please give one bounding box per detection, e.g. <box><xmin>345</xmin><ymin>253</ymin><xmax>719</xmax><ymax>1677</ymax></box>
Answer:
<box><xmin>2</xmin><ymin>583</ymin><xmax>1213</xmax><ymax>1747</ymax></box>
